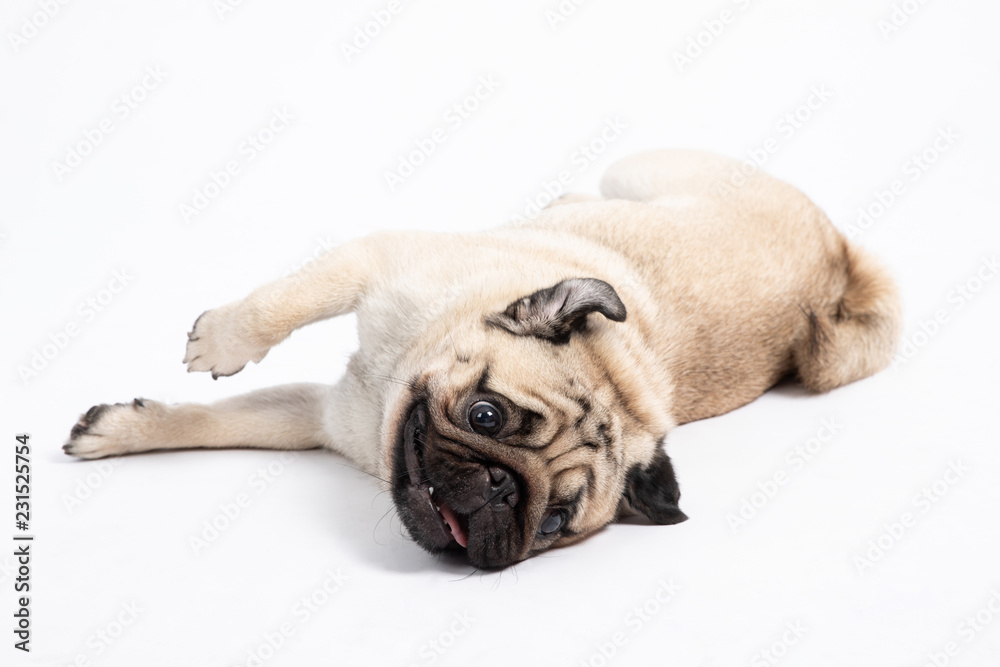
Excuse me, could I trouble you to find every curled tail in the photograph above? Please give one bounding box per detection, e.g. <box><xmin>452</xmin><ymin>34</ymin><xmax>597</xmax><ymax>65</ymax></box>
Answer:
<box><xmin>795</xmin><ymin>242</ymin><xmax>902</xmax><ymax>393</ymax></box>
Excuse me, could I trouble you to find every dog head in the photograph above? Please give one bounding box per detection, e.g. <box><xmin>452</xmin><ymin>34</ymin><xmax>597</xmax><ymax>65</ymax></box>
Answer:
<box><xmin>388</xmin><ymin>277</ymin><xmax>687</xmax><ymax>569</ymax></box>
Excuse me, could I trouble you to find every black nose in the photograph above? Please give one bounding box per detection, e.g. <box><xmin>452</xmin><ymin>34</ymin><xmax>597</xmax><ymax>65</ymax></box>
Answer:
<box><xmin>484</xmin><ymin>465</ymin><xmax>519</xmax><ymax>509</ymax></box>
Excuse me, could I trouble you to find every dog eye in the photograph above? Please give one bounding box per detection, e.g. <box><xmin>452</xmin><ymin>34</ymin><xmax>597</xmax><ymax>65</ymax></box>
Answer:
<box><xmin>538</xmin><ymin>510</ymin><xmax>565</xmax><ymax>536</ymax></box>
<box><xmin>469</xmin><ymin>401</ymin><xmax>503</xmax><ymax>436</ymax></box>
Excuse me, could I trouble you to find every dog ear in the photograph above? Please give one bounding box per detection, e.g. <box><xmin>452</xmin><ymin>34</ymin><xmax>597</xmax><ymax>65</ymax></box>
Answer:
<box><xmin>485</xmin><ymin>277</ymin><xmax>626</xmax><ymax>344</ymax></box>
<box><xmin>620</xmin><ymin>446</ymin><xmax>688</xmax><ymax>525</ymax></box>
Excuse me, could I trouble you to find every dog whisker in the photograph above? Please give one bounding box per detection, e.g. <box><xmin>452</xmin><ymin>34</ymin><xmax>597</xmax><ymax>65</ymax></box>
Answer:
<box><xmin>360</xmin><ymin>372</ymin><xmax>418</xmax><ymax>390</ymax></box>
<box><xmin>372</xmin><ymin>505</ymin><xmax>396</xmax><ymax>546</ymax></box>
<box><xmin>337</xmin><ymin>461</ymin><xmax>391</xmax><ymax>485</ymax></box>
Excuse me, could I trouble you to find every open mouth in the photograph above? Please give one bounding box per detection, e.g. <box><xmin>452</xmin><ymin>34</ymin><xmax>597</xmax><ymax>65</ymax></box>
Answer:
<box><xmin>397</xmin><ymin>402</ymin><xmax>470</xmax><ymax>550</ymax></box>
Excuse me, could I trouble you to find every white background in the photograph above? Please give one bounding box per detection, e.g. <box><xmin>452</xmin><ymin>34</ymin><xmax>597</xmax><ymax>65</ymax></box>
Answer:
<box><xmin>2</xmin><ymin>1</ymin><xmax>999</xmax><ymax>666</ymax></box>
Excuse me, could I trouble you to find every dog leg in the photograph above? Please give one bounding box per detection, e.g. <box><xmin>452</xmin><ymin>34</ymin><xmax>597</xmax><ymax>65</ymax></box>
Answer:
<box><xmin>182</xmin><ymin>237</ymin><xmax>380</xmax><ymax>378</ymax></box>
<box><xmin>64</xmin><ymin>383</ymin><xmax>333</xmax><ymax>461</ymax></box>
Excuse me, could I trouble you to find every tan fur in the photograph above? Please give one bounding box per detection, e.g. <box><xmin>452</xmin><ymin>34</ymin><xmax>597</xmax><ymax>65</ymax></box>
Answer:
<box><xmin>65</xmin><ymin>385</ymin><xmax>330</xmax><ymax>458</ymax></box>
<box><xmin>65</xmin><ymin>149</ymin><xmax>901</xmax><ymax>564</ymax></box>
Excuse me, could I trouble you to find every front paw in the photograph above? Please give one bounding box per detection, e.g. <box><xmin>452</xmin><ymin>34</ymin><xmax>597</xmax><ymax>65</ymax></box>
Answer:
<box><xmin>182</xmin><ymin>305</ymin><xmax>269</xmax><ymax>379</ymax></box>
<box><xmin>64</xmin><ymin>399</ymin><xmax>156</xmax><ymax>459</ymax></box>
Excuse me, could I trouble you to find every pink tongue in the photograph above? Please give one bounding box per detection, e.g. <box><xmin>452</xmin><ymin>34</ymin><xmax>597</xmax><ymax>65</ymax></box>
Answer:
<box><xmin>437</xmin><ymin>502</ymin><xmax>468</xmax><ymax>548</ymax></box>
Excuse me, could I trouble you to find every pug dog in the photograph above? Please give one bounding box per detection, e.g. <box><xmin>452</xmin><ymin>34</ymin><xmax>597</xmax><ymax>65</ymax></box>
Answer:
<box><xmin>64</xmin><ymin>149</ymin><xmax>901</xmax><ymax>569</ymax></box>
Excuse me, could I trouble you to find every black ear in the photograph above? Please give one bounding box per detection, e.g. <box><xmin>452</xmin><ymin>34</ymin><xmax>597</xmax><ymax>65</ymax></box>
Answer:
<box><xmin>485</xmin><ymin>278</ymin><xmax>626</xmax><ymax>344</ymax></box>
<box><xmin>620</xmin><ymin>446</ymin><xmax>688</xmax><ymax>525</ymax></box>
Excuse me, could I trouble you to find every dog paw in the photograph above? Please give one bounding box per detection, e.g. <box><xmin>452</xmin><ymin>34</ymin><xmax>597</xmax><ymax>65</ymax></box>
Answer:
<box><xmin>182</xmin><ymin>305</ymin><xmax>270</xmax><ymax>379</ymax></box>
<box><xmin>64</xmin><ymin>399</ymin><xmax>157</xmax><ymax>459</ymax></box>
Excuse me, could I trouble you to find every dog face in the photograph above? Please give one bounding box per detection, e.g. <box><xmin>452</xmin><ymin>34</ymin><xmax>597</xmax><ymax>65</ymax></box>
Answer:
<box><xmin>389</xmin><ymin>278</ymin><xmax>688</xmax><ymax>569</ymax></box>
